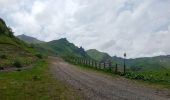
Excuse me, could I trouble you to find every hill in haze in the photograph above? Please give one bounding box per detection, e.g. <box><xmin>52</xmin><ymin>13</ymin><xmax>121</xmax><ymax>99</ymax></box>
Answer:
<box><xmin>86</xmin><ymin>49</ymin><xmax>112</xmax><ymax>62</ymax></box>
<box><xmin>112</xmin><ymin>55</ymin><xmax>170</xmax><ymax>71</ymax></box>
<box><xmin>86</xmin><ymin>48</ymin><xmax>170</xmax><ymax>71</ymax></box>
<box><xmin>126</xmin><ymin>55</ymin><xmax>170</xmax><ymax>71</ymax></box>
<box><xmin>17</xmin><ymin>34</ymin><xmax>44</xmax><ymax>44</ymax></box>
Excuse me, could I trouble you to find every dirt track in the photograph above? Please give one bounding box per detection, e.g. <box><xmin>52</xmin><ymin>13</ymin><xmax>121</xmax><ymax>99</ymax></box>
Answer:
<box><xmin>49</xmin><ymin>57</ymin><xmax>170</xmax><ymax>100</ymax></box>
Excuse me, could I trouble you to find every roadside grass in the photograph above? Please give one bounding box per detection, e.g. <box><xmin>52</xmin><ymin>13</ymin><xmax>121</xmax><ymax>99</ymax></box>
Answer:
<box><xmin>132</xmin><ymin>69</ymin><xmax>170</xmax><ymax>89</ymax></box>
<box><xmin>0</xmin><ymin>60</ymin><xmax>81</xmax><ymax>100</ymax></box>
<box><xmin>70</xmin><ymin>62</ymin><xmax>170</xmax><ymax>89</ymax></box>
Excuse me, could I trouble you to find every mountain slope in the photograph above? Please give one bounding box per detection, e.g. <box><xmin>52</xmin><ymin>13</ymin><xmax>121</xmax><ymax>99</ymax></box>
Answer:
<box><xmin>86</xmin><ymin>49</ymin><xmax>112</xmax><ymax>62</ymax></box>
<box><xmin>17</xmin><ymin>34</ymin><xmax>44</xmax><ymax>44</ymax></box>
<box><xmin>34</xmin><ymin>38</ymin><xmax>90</xmax><ymax>59</ymax></box>
<box><xmin>112</xmin><ymin>55</ymin><xmax>170</xmax><ymax>71</ymax></box>
<box><xmin>86</xmin><ymin>48</ymin><xmax>170</xmax><ymax>71</ymax></box>
<box><xmin>127</xmin><ymin>55</ymin><xmax>170</xmax><ymax>71</ymax></box>
<box><xmin>0</xmin><ymin>18</ymin><xmax>38</xmax><ymax>69</ymax></box>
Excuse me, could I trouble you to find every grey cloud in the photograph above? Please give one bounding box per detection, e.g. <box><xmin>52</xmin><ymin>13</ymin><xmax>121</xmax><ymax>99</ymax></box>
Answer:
<box><xmin>0</xmin><ymin>0</ymin><xmax>170</xmax><ymax>58</ymax></box>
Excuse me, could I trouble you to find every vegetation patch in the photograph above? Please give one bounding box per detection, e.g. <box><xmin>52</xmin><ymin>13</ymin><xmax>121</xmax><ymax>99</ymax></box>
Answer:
<box><xmin>13</xmin><ymin>61</ymin><xmax>22</xmax><ymax>68</ymax></box>
<box><xmin>0</xmin><ymin>60</ymin><xmax>81</xmax><ymax>100</ymax></box>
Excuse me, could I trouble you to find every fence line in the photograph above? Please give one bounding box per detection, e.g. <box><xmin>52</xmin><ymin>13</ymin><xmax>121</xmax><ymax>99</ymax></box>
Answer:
<box><xmin>65</xmin><ymin>57</ymin><xmax>124</xmax><ymax>73</ymax></box>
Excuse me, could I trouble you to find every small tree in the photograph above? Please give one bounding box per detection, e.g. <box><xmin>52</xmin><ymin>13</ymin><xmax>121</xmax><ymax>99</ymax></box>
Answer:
<box><xmin>0</xmin><ymin>54</ymin><xmax>7</xmax><ymax>59</ymax></box>
<box><xmin>35</xmin><ymin>53</ymin><xmax>43</xmax><ymax>59</ymax></box>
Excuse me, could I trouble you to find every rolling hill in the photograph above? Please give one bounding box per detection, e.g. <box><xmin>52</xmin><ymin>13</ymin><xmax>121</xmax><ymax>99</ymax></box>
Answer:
<box><xmin>112</xmin><ymin>55</ymin><xmax>170</xmax><ymax>71</ymax></box>
<box><xmin>86</xmin><ymin>49</ymin><xmax>112</xmax><ymax>62</ymax></box>
<box><xmin>16</xmin><ymin>32</ymin><xmax>170</xmax><ymax>72</ymax></box>
<box><xmin>126</xmin><ymin>55</ymin><xmax>170</xmax><ymax>71</ymax></box>
<box><xmin>32</xmin><ymin>38</ymin><xmax>91</xmax><ymax>59</ymax></box>
<box><xmin>17</xmin><ymin>34</ymin><xmax>44</xmax><ymax>44</ymax></box>
<box><xmin>86</xmin><ymin>48</ymin><xmax>170</xmax><ymax>71</ymax></box>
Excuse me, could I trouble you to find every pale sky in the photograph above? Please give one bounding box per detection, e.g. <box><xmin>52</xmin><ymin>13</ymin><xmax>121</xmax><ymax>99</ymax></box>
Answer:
<box><xmin>0</xmin><ymin>0</ymin><xmax>170</xmax><ymax>58</ymax></box>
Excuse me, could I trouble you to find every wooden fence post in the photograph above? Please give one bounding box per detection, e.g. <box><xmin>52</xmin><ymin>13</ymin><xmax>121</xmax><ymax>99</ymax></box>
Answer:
<box><xmin>109</xmin><ymin>62</ymin><xmax>112</xmax><ymax>72</ymax></box>
<box><xmin>115</xmin><ymin>63</ymin><xmax>118</xmax><ymax>73</ymax></box>
<box><xmin>95</xmin><ymin>62</ymin><xmax>97</xmax><ymax>68</ymax></box>
<box><xmin>99</xmin><ymin>63</ymin><xmax>101</xmax><ymax>69</ymax></box>
<box><xmin>88</xmin><ymin>60</ymin><xmax>90</xmax><ymax>66</ymax></box>
<box><xmin>104</xmin><ymin>62</ymin><xmax>106</xmax><ymax>69</ymax></box>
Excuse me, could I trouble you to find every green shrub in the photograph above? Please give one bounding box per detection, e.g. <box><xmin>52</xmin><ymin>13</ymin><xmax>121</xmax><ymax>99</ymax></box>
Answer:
<box><xmin>32</xmin><ymin>75</ymin><xmax>41</xmax><ymax>81</ymax></box>
<box><xmin>165</xmin><ymin>73</ymin><xmax>169</xmax><ymax>76</ymax></box>
<box><xmin>0</xmin><ymin>54</ymin><xmax>7</xmax><ymax>59</ymax></box>
<box><xmin>13</xmin><ymin>61</ymin><xmax>22</xmax><ymax>68</ymax></box>
<box><xmin>35</xmin><ymin>53</ymin><xmax>43</xmax><ymax>59</ymax></box>
<box><xmin>16</xmin><ymin>68</ymin><xmax>21</xmax><ymax>71</ymax></box>
<box><xmin>0</xmin><ymin>66</ymin><xmax>4</xmax><ymax>70</ymax></box>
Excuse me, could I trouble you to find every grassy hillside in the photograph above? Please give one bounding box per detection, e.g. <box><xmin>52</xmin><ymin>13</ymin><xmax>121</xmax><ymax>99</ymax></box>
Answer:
<box><xmin>127</xmin><ymin>56</ymin><xmax>170</xmax><ymax>71</ymax></box>
<box><xmin>34</xmin><ymin>38</ymin><xmax>90</xmax><ymax>59</ymax></box>
<box><xmin>0</xmin><ymin>18</ymin><xmax>39</xmax><ymax>69</ymax></box>
<box><xmin>0</xmin><ymin>18</ymin><xmax>80</xmax><ymax>99</ymax></box>
<box><xmin>85</xmin><ymin>48</ymin><xmax>170</xmax><ymax>85</ymax></box>
<box><xmin>17</xmin><ymin>34</ymin><xmax>44</xmax><ymax>44</ymax></box>
<box><xmin>86</xmin><ymin>49</ymin><xmax>112</xmax><ymax>62</ymax></box>
<box><xmin>112</xmin><ymin>56</ymin><xmax>170</xmax><ymax>71</ymax></box>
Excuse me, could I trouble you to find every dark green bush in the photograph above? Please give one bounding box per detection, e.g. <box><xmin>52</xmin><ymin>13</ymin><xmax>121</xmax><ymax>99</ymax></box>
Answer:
<box><xmin>35</xmin><ymin>53</ymin><xmax>43</xmax><ymax>59</ymax></box>
<box><xmin>0</xmin><ymin>54</ymin><xmax>7</xmax><ymax>59</ymax></box>
<box><xmin>165</xmin><ymin>73</ymin><xmax>169</xmax><ymax>76</ymax></box>
<box><xmin>32</xmin><ymin>75</ymin><xmax>41</xmax><ymax>81</ymax></box>
<box><xmin>13</xmin><ymin>61</ymin><xmax>22</xmax><ymax>68</ymax></box>
<box><xmin>16</xmin><ymin>69</ymin><xmax>21</xmax><ymax>71</ymax></box>
<box><xmin>0</xmin><ymin>66</ymin><xmax>4</xmax><ymax>70</ymax></box>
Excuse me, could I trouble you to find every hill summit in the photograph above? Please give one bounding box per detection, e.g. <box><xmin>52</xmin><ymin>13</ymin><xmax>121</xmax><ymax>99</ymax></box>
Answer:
<box><xmin>17</xmin><ymin>34</ymin><xmax>44</xmax><ymax>44</ymax></box>
<box><xmin>34</xmin><ymin>38</ymin><xmax>90</xmax><ymax>58</ymax></box>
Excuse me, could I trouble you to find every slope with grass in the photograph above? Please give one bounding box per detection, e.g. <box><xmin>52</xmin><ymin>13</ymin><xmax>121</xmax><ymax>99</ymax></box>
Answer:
<box><xmin>0</xmin><ymin>18</ymin><xmax>39</xmax><ymax>70</ymax></box>
<box><xmin>0</xmin><ymin>18</ymin><xmax>80</xmax><ymax>99</ymax></box>
<box><xmin>34</xmin><ymin>38</ymin><xmax>91</xmax><ymax>59</ymax></box>
<box><xmin>86</xmin><ymin>49</ymin><xmax>112</xmax><ymax>62</ymax></box>
<box><xmin>17</xmin><ymin>34</ymin><xmax>44</xmax><ymax>44</ymax></box>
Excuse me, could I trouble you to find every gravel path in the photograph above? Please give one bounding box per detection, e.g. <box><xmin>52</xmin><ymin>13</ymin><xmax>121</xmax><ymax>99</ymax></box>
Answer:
<box><xmin>49</xmin><ymin>57</ymin><xmax>170</xmax><ymax>100</ymax></box>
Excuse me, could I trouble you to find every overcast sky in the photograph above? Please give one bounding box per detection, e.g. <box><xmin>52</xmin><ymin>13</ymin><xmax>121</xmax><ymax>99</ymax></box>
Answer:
<box><xmin>0</xmin><ymin>0</ymin><xmax>170</xmax><ymax>58</ymax></box>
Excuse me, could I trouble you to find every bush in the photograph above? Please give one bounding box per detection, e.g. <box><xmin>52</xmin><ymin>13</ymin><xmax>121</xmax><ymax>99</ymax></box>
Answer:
<box><xmin>35</xmin><ymin>53</ymin><xmax>43</xmax><ymax>59</ymax></box>
<box><xmin>13</xmin><ymin>61</ymin><xmax>22</xmax><ymax>68</ymax></box>
<box><xmin>0</xmin><ymin>66</ymin><xmax>4</xmax><ymax>70</ymax></box>
<box><xmin>165</xmin><ymin>73</ymin><xmax>169</xmax><ymax>76</ymax></box>
<box><xmin>16</xmin><ymin>68</ymin><xmax>21</xmax><ymax>71</ymax></box>
<box><xmin>32</xmin><ymin>75</ymin><xmax>41</xmax><ymax>81</ymax></box>
<box><xmin>0</xmin><ymin>54</ymin><xmax>7</xmax><ymax>59</ymax></box>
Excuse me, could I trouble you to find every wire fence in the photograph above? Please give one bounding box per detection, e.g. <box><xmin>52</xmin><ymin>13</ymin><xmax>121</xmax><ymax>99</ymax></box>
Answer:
<box><xmin>65</xmin><ymin>57</ymin><xmax>125</xmax><ymax>74</ymax></box>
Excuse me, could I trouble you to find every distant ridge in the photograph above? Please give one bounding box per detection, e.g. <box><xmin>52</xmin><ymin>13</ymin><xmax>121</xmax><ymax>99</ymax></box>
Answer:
<box><xmin>17</xmin><ymin>34</ymin><xmax>44</xmax><ymax>44</ymax></box>
<box><xmin>33</xmin><ymin>38</ymin><xmax>91</xmax><ymax>58</ymax></box>
<box><xmin>17</xmin><ymin>32</ymin><xmax>170</xmax><ymax>71</ymax></box>
<box><xmin>86</xmin><ymin>49</ymin><xmax>112</xmax><ymax>62</ymax></box>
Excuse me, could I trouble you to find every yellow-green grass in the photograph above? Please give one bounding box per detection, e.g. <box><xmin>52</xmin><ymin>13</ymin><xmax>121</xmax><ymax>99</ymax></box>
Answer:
<box><xmin>0</xmin><ymin>60</ymin><xmax>81</xmax><ymax>100</ymax></box>
<box><xmin>0</xmin><ymin>34</ymin><xmax>38</xmax><ymax>54</ymax></box>
<box><xmin>0</xmin><ymin>44</ymin><xmax>36</xmax><ymax>67</ymax></box>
